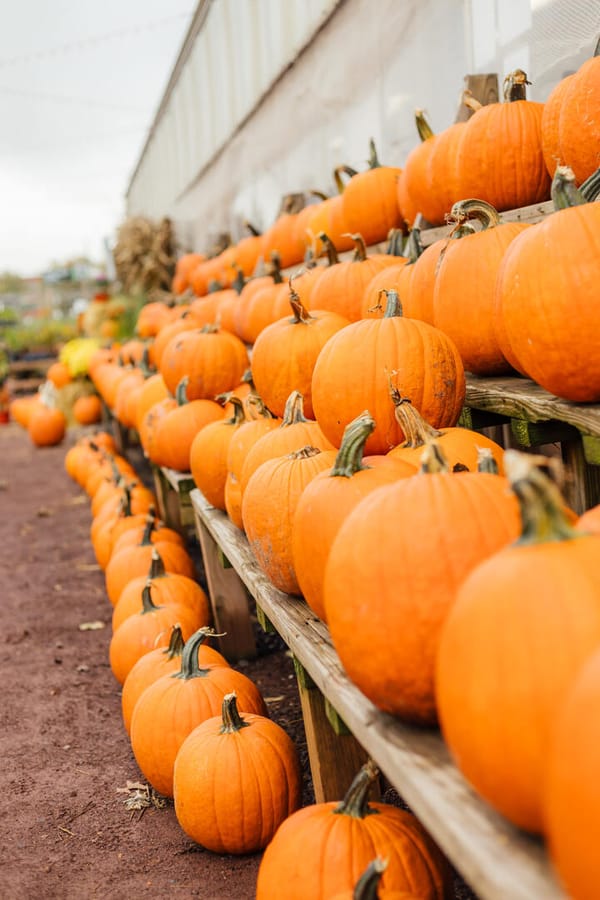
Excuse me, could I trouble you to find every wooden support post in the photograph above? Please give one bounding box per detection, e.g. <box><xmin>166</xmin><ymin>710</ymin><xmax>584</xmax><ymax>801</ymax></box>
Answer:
<box><xmin>193</xmin><ymin>515</ymin><xmax>256</xmax><ymax>661</ymax></box>
<box><xmin>455</xmin><ymin>73</ymin><xmax>499</xmax><ymax>121</ymax></box>
<box><xmin>561</xmin><ymin>438</ymin><xmax>600</xmax><ymax>515</ymax></box>
<box><xmin>510</xmin><ymin>418</ymin><xmax>578</xmax><ymax>448</ymax></box>
<box><xmin>293</xmin><ymin>658</ymin><xmax>377</xmax><ymax>804</ymax></box>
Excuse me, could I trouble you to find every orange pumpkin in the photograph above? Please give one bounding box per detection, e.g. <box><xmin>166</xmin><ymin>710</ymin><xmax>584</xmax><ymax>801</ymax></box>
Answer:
<box><xmin>72</xmin><ymin>394</ymin><xmax>103</xmax><ymax>425</ymax></box>
<box><xmin>256</xmin><ymin>761</ymin><xmax>450</xmax><ymax>900</ymax></box>
<box><xmin>190</xmin><ymin>396</ymin><xmax>246</xmax><ymax>509</ymax></box>
<box><xmin>541</xmin><ymin>73</ymin><xmax>574</xmax><ymax>178</ymax></box>
<box><xmin>149</xmin><ymin>378</ymin><xmax>224</xmax><ymax>472</ymax></box>
<box><xmin>159</xmin><ymin>326</ymin><xmax>248</xmax><ymax>401</ymax></box>
<box><xmin>46</xmin><ymin>361</ymin><xmax>72</xmax><ymax>388</ymax></box>
<box><xmin>558</xmin><ymin>50</ymin><xmax>600</xmax><ymax>183</ymax></box>
<box><xmin>173</xmin><ymin>692</ymin><xmax>302</xmax><ymax>854</ymax></box>
<box><xmin>341</xmin><ymin>140</ymin><xmax>403</xmax><ymax>245</ymax></box>
<box><xmin>224</xmin><ymin>399</ymin><xmax>281</xmax><ymax>529</ymax></box>
<box><xmin>396</xmin><ymin>111</ymin><xmax>441</xmax><ymax>226</ymax></box>
<box><xmin>28</xmin><ymin>405</ymin><xmax>66</xmax><ymax>447</ymax></box>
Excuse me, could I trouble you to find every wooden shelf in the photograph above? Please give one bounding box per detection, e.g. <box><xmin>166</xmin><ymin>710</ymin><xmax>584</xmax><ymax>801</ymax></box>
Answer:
<box><xmin>190</xmin><ymin>487</ymin><xmax>565</xmax><ymax>900</ymax></box>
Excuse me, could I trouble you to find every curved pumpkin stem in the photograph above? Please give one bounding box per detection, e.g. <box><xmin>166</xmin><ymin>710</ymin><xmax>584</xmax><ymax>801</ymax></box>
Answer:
<box><xmin>580</xmin><ymin>166</ymin><xmax>600</xmax><ymax>202</ymax></box>
<box><xmin>352</xmin><ymin>858</ymin><xmax>389</xmax><ymax>900</ymax></box>
<box><xmin>176</xmin><ymin>627</ymin><xmax>225</xmax><ymax>680</ymax></box>
<box><xmin>415</xmin><ymin>109</ymin><xmax>435</xmax><ymax>142</ymax></box>
<box><xmin>331</xmin><ymin>412</ymin><xmax>375</xmax><ymax>477</ymax></box>
<box><xmin>405</xmin><ymin>226</ymin><xmax>424</xmax><ymax>266</ymax></box>
<box><xmin>367</xmin><ymin>138</ymin><xmax>381</xmax><ymax>169</ymax></box>
<box><xmin>347</xmin><ymin>233</ymin><xmax>369</xmax><ymax>262</ymax></box>
<box><xmin>385</xmin><ymin>228</ymin><xmax>407</xmax><ymax>257</ymax></box>
<box><xmin>333</xmin><ymin>760</ymin><xmax>380</xmax><ymax>819</ymax></box>
<box><xmin>175</xmin><ymin>377</ymin><xmax>189</xmax><ymax>406</ymax></box>
<box><xmin>140</xmin><ymin>515</ymin><xmax>156</xmax><ymax>547</ymax></box>
<box><xmin>281</xmin><ymin>391</ymin><xmax>310</xmax><ymax>426</ymax></box>
<box><xmin>287</xmin><ymin>277</ymin><xmax>314</xmax><ymax>325</ymax></box>
<box><xmin>317</xmin><ymin>232</ymin><xmax>340</xmax><ymax>266</ymax></box>
<box><xmin>289</xmin><ymin>445</ymin><xmax>322</xmax><ymax>460</ymax></box>
<box><xmin>140</xmin><ymin>580</ymin><xmax>161</xmax><ymax>614</ymax></box>
<box><xmin>419</xmin><ymin>440</ymin><xmax>451</xmax><ymax>474</ymax></box>
<box><xmin>504</xmin><ymin>451</ymin><xmax>580</xmax><ymax>544</ymax></box>
<box><xmin>503</xmin><ymin>69</ymin><xmax>531</xmax><ymax>102</ymax></box>
<box><xmin>148</xmin><ymin>547</ymin><xmax>166</xmax><ymax>579</ymax></box>
<box><xmin>333</xmin><ymin>164</ymin><xmax>358</xmax><ymax>194</ymax></box>
<box><xmin>268</xmin><ymin>252</ymin><xmax>284</xmax><ymax>284</ymax></box>
<box><xmin>552</xmin><ymin>165</ymin><xmax>588</xmax><ymax>209</ymax></box>
<box><xmin>220</xmin><ymin>692</ymin><xmax>251</xmax><ymax>733</ymax></box>
<box><xmin>225</xmin><ymin>395</ymin><xmax>246</xmax><ymax>426</ymax></box>
<box><xmin>447</xmin><ymin>199</ymin><xmax>501</xmax><ymax>232</ymax></box>
<box><xmin>164</xmin><ymin>624</ymin><xmax>186</xmax><ymax>660</ymax></box>
<box><xmin>391</xmin><ymin>395</ymin><xmax>443</xmax><ymax>447</ymax></box>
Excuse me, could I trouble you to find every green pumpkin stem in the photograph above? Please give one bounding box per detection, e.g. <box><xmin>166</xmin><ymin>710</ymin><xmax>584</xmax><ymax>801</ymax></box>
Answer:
<box><xmin>225</xmin><ymin>395</ymin><xmax>246</xmax><ymax>426</ymax></box>
<box><xmin>140</xmin><ymin>345</ymin><xmax>154</xmax><ymax>377</ymax></box>
<box><xmin>231</xmin><ymin>268</ymin><xmax>245</xmax><ymax>294</ymax></box>
<box><xmin>317</xmin><ymin>232</ymin><xmax>340</xmax><ymax>266</ymax></box>
<box><xmin>503</xmin><ymin>69</ymin><xmax>531</xmax><ymax>102</ymax></box>
<box><xmin>504</xmin><ymin>450</ymin><xmax>580</xmax><ymax>545</ymax></box>
<box><xmin>419</xmin><ymin>440</ymin><xmax>451</xmax><ymax>474</ymax></box>
<box><xmin>165</xmin><ymin>624</ymin><xmax>185</xmax><ymax>659</ymax></box>
<box><xmin>140</xmin><ymin>516</ymin><xmax>155</xmax><ymax>546</ymax></box>
<box><xmin>331</xmin><ymin>412</ymin><xmax>375</xmax><ymax>477</ymax></box>
<box><xmin>268</xmin><ymin>252</ymin><xmax>284</xmax><ymax>284</ymax></box>
<box><xmin>177</xmin><ymin>627</ymin><xmax>225</xmax><ymax>680</ymax></box>
<box><xmin>141</xmin><ymin>580</ymin><xmax>161</xmax><ymax>614</ymax></box>
<box><xmin>175</xmin><ymin>377</ymin><xmax>189</xmax><ymax>406</ymax></box>
<box><xmin>551</xmin><ymin>166</ymin><xmax>588</xmax><ymax>210</ymax></box>
<box><xmin>367</xmin><ymin>138</ymin><xmax>381</xmax><ymax>169</ymax></box>
<box><xmin>281</xmin><ymin>390</ymin><xmax>310</xmax><ymax>426</ymax></box>
<box><xmin>148</xmin><ymin>547</ymin><xmax>166</xmax><ymax>579</ymax></box>
<box><xmin>381</xmin><ymin>289</ymin><xmax>403</xmax><ymax>318</ymax></box>
<box><xmin>333</xmin><ymin>165</ymin><xmax>358</xmax><ymax>194</ymax></box>
<box><xmin>391</xmin><ymin>395</ymin><xmax>442</xmax><ymax>447</ymax></box>
<box><xmin>245</xmin><ymin>394</ymin><xmax>276</xmax><ymax>419</ymax></box>
<box><xmin>385</xmin><ymin>228</ymin><xmax>406</xmax><ymax>257</ymax></box>
<box><xmin>119</xmin><ymin>483</ymin><xmax>133</xmax><ymax>518</ymax></box>
<box><xmin>220</xmin><ymin>692</ymin><xmax>251</xmax><ymax>733</ymax></box>
<box><xmin>207</xmin><ymin>279</ymin><xmax>224</xmax><ymax>294</ymax></box>
<box><xmin>353</xmin><ymin>858</ymin><xmax>388</xmax><ymax>900</ymax></box>
<box><xmin>405</xmin><ymin>226</ymin><xmax>424</xmax><ymax>265</ymax></box>
<box><xmin>333</xmin><ymin>760</ymin><xmax>380</xmax><ymax>819</ymax></box>
<box><xmin>579</xmin><ymin>166</ymin><xmax>600</xmax><ymax>202</ymax></box>
<box><xmin>415</xmin><ymin>109</ymin><xmax>435</xmax><ymax>142</ymax></box>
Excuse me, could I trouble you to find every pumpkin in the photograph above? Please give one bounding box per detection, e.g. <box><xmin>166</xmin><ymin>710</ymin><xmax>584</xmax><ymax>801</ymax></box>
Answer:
<box><xmin>135</xmin><ymin>373</ymin><xmax>169</xmax><ymax>432</ymax></box>
<box><xmin>109</xmin><ymin>579</ymin><xmax>207</xmax><ymax>685</ymax></box>
<box><xmin>324</xmin><ymin>442</ymin><xmax>520</xmax><ymax>723</ymax></box>
<box><xmin>136</xmin><ymin>301</ymin><xmax>172</xmax><ymax>338</ymax></box>
<box><xmin>28</xmin><ymin>405</ymin><xmax>66</xmax><ymax>447</ymax></box>
<box><xmin>46</xmin><ymin>361</ymin><xmax>72</xmax><ymax>388</ymax></box>
<box><xmin>233</xmin><ymin>257</ymin><xmax>284</xmax><ymax>343</ymax></box>
<box><xmin>159</xmin><ymin>325</ymin><xmax>248</xmax><ymax>401</ymax></box>
<box><xmin>111</xmin><ymin>547</ymin><xmax>206</xmax><ymax>631</ymax></box>
<box><xmin>558</xmin><ymin>46</ymin><xmax>600</xmax><ymax>183</ymax></box>
<box><xmin>121</xmin><ymin>625</ymin><xmax>227</xmax><ymax>735</ymax></box>
<box><xmin>307</xmin><ymin>170</ymin><xmax>355</xmax><ymax>255</ymax></box>
<box><xmin>230</xmin><ymin>223</ymin><xmax>264</xmax><ymax>278</ymax></box>
<box><xmin>105</xmin><ymin>519</ymin><xmax>195</xmax><ymax>606</ymax></box>
<box><xmin>494</xmin><ymin>165</ymin><xmax>600</xmax><ymax>400</ymax></box>
<box><xmin>130</xmin><ymin>628</ymin><xmax>267</xmax><ymax>796</ymax></box>
<box><xmin>113</xmin><ymin>369</ymin><xmax>145</xmax><ymax>427</ymax></box>
<box><xmin>541</xmin><ymin>73</ymin><xmax>573</xmax><ymax>178</ymax></box>
<box><xmin>118</xmin><ymin>339</ymin><xmax>146</xmax><ymax>366</ymax></box>
<box><xmin>292</xmin><ymin>412</ymin><xmax>416</xmax><ymax>620</ymax></box>
<box><xmin>190</xmin><ymin>396</ymin><xmax>246</xmax><ymax>509</ymax></box>
<box><xmin>396</xmin><ymin>110</ymin><xmax>442</xmax><ymax>226</ymax></box>
<box><xmin>241</xmin><ymin>391</ymin><xmax>334</xmax><ymax>494</ymax></box>
<box><xmin>149</xmin><ymin>378</ymin><xmax>224</xmax><ymax>472</ymax></box>
<box><xmin>545</xmin><ymin>648</ymin><xmax>600</xmax><ymax>900</ymax></box>
<box><xmin>110</xmin><ymin>520</ymin><xmax>185</xmax><ymax>569</ymax></box>
<box><xmin>311</xmin><ymin>290</ymin><xmax>465</xmax><ymax>455</ymax></box>
<box><xmin>260</xmin><ymin>194</ymin><xmax>308</xmax><ymax>269</ymax></box>
<box><xmin>436</xmin><ymin>451</ymin><xmax>600</xmax><ymax>832</ymax></box>
<box><xmin>173</xmin><ymin>691</ymin><xmax>302</xmax><ymax>854</ymax></box>
<box><xmin>432</xmin><ymin>199</ymin><xmax>529</xmax><ymax>375</ymax></box>
<box><xmin>72</xmin><ymin>394</ymin><xmax>103</xmax><ymax>425</ymax></box>
<box><xmin>149</xmin><ymin>312</ymin><xmax>199</xmax><ymax>369</ymax></box>
<box><xmin>399</xmin><ymin>237</ymin><xmax>446</xmax><ymax>325</ymax></box>
<box><xmin>424</xmin><ymin>118</ymin><xmax>470</xmax><ymax>225</ymax></box>
<box><xmin>456</xmin><ymin>69</ymin><xmax>550</xmax><ymax>211</ymax></box>
<box><xmin>139</xmin><ymin>393</ymin><xmax>176</xmax><ymax>459</ymax></box>
<box><xmin>340</xmin><ymin>140</ymin><xmax>404</xmax><ymax>245</ymax></box>
<box><xmin>243</xmin><ymin>445</ymin><xmax>336</xmax><ymax>594</ymax></box>
<box><xmin>388</xmin><ymin>394</ymin><xmax>504</xmax><ymax>473</ymax></box>
<box><xmin>224</xmin><ymin>399</ymin><xmax>281</xmax><ymax>529</ymax></box>
<box><xmin>172</xmin><ymin>252</ymin><xmax>206</xmax><ymax>294</ymax></box>
<box><xmin>307</xmin><ymin>234</ymin><xmax>400</xmax><ymax>322</ymax></box>
<box><xmin>9</xmin><ymin>394</ymin><xmax>41</xmax><ymax>429</ymax></box>
<box><xmin>256</xmin><ymin>761</ymin><xmax>450</xmax><ymax>900</ymax></box>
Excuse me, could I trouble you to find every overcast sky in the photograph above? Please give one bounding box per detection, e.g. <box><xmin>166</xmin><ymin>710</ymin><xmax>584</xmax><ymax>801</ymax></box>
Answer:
<box><xmin>0</xmin><ymin>1</ymin><xmax>194</xmax><ymax>277</ymax></box>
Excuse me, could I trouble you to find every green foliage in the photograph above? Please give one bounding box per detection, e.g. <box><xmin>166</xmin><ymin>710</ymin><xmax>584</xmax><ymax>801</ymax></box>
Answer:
<box><xmin>1</xmin><ymin>318</ymin><xmax>78</xmax><ymax>355</ymax></box>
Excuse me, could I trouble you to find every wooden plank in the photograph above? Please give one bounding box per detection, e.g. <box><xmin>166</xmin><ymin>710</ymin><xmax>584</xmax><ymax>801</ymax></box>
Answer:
<box><xmin>294</xmin><ymin>658</ymin><xmax>374</xmax><ymax>804</ymax></box>
<box><xmin>161</xmin><ymin>467</ymin><xmax>196</xmax><ymax>530</ymax></box>
<box><xmin>190</xmin><ymin>487</ymin><xmax>564</xmax><ymax>900</ymax></box>
<box><xmin>193</xmin><ymin>512</ymin><xmax>256</xmax><ymax>661</ymax></box>
<box><xmin>455</xmin><ymin>73</ymin><xmax>499</xmax><ymax>122</ymax></box>
<box><xmin>465</xmin><ymin>375</ymin><xmax>600</xmax><ymax>439</ymax></box>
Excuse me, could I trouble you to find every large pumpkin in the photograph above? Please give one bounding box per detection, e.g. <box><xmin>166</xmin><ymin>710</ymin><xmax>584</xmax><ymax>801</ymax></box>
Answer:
<box><xmin>130</xmin><ymin>628</ymin><xmax>267</xmax><ymax>797</ymax></box>
<box><xmin>324</xmin><ymin>442</ymin><xmax>520</xmax><ymax>723</ymax></box>
<box><xmin>437</xmin><ymin>451</ymin><xmax>600</xmax><ymax>832</ymax></box>
<box><xmin>494</xmin><ymin>165</ymin><xmax>600</xmax><ymax>400</ymax></box>
<box><xmin>256</xmin><ymin>761</ymin><xmax>450</xmax><ymax>900</ymax></box>
<box><xmin>558</xmin><ymin>47</ymin><xmax>600</xmax><ymax>183</ymax></box>
<box><xmin>311</xmin><ymin>290</ymin><xmax>465</xmax><ymax>455</ymax></box>
<box><xmin>541</xmin><ymin>73</ymin><xmax>573</xmax><ymax>178</ymax></box>
<box><xmin>159</xmin><ymin>325</ymin><xmax>248</xmax><ymax>400</ymax></box>
<box><xmin>173</xmin><ymin>692</ymin><xmax>302</xmax><ymax>854</ymax></box>
<box><xmin>28</xmin><ymin>405</ymin><xmax>66</xmax><ymax>447</ymax></box>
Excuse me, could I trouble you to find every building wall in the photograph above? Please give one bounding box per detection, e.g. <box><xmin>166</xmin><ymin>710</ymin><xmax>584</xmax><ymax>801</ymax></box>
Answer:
<box><xmin>126</xmin><ymin>0</ymin><xmax>600</xmax><ymax>253</ymax></box>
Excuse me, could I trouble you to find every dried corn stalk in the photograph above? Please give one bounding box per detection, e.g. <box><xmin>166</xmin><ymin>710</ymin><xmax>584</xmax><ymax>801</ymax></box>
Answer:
<box><xmin>113</xmin><ymin>216</ymin><xmax>177</xmax><ymax>295</ymax></box>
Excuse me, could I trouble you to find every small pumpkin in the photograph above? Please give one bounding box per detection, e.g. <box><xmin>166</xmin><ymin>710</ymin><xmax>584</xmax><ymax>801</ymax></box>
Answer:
<box><xmin>149</xmin><ymin>377</ymin><xmax>224</xmax><ymax>472</ymax></box>
<box><xmin>159</xmin><ymin>325</ymin><xmax>248</xmax><ymax>401</ymax></box>
<box><xmin>28</xmin><ymin>405</ymin><xmax>66</xmax><ymax>447</ymax></box>
<box><xmin>340</xmin><ymin>140</ymin><xmax>404</xmax><ymax>245</ymax></box>
<box><xmin>130</xmin><ymin>628</ymin><xmax>267</xmax><ymax>797</ymax></box>
<box><xmin>46</xmin><ymin>361</ymin><xmax>72</xmax><ymax>388</ymax></box>
<box><xmin>190</xmin><ymin>395</ymin><xmax>246</xmax><ymax>509</ymax></box>
<box><xmin>173</xmin><ymin>691</ymin><xmax>302</xmax><ymax>854</ymax></box>
<box><xmin>72</xmin><ymin>394</ymin><xmax>103</xmax><ymax>425</ymax></box>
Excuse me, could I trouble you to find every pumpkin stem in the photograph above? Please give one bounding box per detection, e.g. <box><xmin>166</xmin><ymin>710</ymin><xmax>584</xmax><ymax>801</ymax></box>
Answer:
<box><xmin>175</xmin><ymin>377</ymin><xmax>189</xmax><ymax>406</ymax></box>
<box><xmin>419</xmin><ymin>440</ymin><xmax>451</xmax><ymax>474</ymax></box>
<box><xmin>405</xmin><ymin>226</ymin><xmax>424</xmax><ymax>265</ymax></box>
<box><xmin>140</xmin><ymin>345</ymin><xmax>155</xmax><ymax>377</ymax></box>
<box><xmin>245</xmin><ymin>394</ymin><xmax>277</xmax><ymax>420</ymax></box>
<box><xmin>140</xmin><ymin>515</ymin><xmax>155</xmax><ymax>546</ymax></box>
<box><xmin>148</xmin><ymin>547</ymin><xmax>166</xmax><ymax>579</ymax></box>
<box><xmin>208</xmin><ymin>279</ymin><xmax>224</xmax><ymax>294</ymax></box>
<box><xmin>333</xmin><ymin>164</ymin><xmax>358</xmax><ymax>194</ymax></box>
<box><xmin>243</xmin><ymin>220</ymin><xmax>262</xmax><ymax>237</ymax></box>
<box><xmin>176</xmin><ymin>627</ymin><xmax>226</xmax><ymax>680</ymax></box>
<box><xmin>317</xmin><ymin>232</ymin><xmax>340</xmax><ymax>266</ymax></box>
<box><xmin>367</xmin><ymin>138</ymin><xmax>381</xmax><ymax>169</ymax></box>
<box><xmin>225</xmin><ymin>395</ymin><xmax>246</xmax><ymax>426</ymax></box>
<box><xmin>447</xmin><ymin>199</ymin><xmax>501</xmax><ymax>232</ymax></box>
<box><xmin>141</xmin><ymin>579</ymin><xmax>161</xmax><ymax>614</ymax></box>
<box><xmin>268</xmin><ymin>252</ymin><xmax>284</xmax><ymax>284</ymax></box>
<box><xmin>119</xmin><ymin>483</ymin><xmax>133</xmax><ymax>518</ymax></box>
<box><xmin>476</xmin><ymin>447</ymin><xmax>499</xmax><ymax>474</ymax></box>
<box><xmin>164</xmin><ymin>624</ymin><xmax>185</xmax><ymax>660</ymax></box>
<box><xmin>503</xmin><ymin>69</ymin><xmax>531</xmax><ymax>101</ymax></box>
<box><xmin>348</xmin><ymin>233</ymin><xmax>368</xmax><ymax>262</ymax></box>
<box><xmin>333</xmin><ymin>760</ymin><xmax>380</xmax><ymax>819</ymax></box>
<box><xmin>391</xmin><ymin>394</ymin><xmax>442</xmax><ymax>447</ymax></box>
<box><xmin>281</xmin><ymin>390</ymin><xmax>310</xmax><ymax>426</ymax></box>
<box><xmin>353</xmin><ymin>858</ymin><xmax>388</xmax><ymax>900</ymax></box>
<box><xmin>504</xmin><ymin>450</ymin><xmax>581</xmax><ymax>545</ymax></box>
<box><xmin>385</xmin><ymin>228</ymin><xmax>407</xmax><ymax>257</ymax></box>
<box><xmin>331</xmin><ymin>412</ymin><xmax>375</xmax><ymax>477</ymax></box>
<box><xmin>289</xmin><ymin>445</ymin><xmax>322</xmax><ymax>460</ymax></box>
<box><xmin>288</xmin><ymin>276</ymin><xmax>314</xmax><ymax>324</ymax></box>
<box><xmin>220</xmin><ymin>691</ymin><xmax>251</xmax><ymax>733</ymax></box>
<box><xmin>551</xmin><ymin>165</ymin><xmax>587</xmax><ymax>209</ymax></box>
<box><xmin>580</xmin><ymin>166</ymin><xmax>600</xmax><ymax>202</ymax></box>
<box><xmin>380</xmin><ymin>289</ymin><xmax>403</xmax><ymax>318</ymax></box>
<box><xmin>231</xmin><ymin>267</ymin><xmax>245</xmax><ymax>294</ymax></box>
<box><xmin>415</xmin><ymin>109</ymin><xmax>435</xmax><ymax>142</ymax></box>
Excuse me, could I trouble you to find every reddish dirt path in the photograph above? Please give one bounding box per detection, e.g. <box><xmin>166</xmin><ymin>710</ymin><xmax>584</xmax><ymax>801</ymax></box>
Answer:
<box><xmin>0</xmin><ymin>423</ymin><xmax>309</xmax><ymax>900</ymax></box>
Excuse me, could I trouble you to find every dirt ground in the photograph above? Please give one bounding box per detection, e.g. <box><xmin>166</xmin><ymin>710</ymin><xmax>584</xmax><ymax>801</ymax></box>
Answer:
<box><xmin>0</xmin><ymin>422</ymin><xmax>312</xmax><ymax>900</ymax></box>
<box><xmin>0</xmin><ymin>421</ymin><xmax>477</xmax><ymax>900</ymax></box>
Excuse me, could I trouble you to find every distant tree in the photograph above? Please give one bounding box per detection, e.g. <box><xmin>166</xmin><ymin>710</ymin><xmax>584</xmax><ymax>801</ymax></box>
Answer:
<box><xmin>0</xmin><ymin>272</ymin><xmax>25</xmax><ymax>294</ymax></box>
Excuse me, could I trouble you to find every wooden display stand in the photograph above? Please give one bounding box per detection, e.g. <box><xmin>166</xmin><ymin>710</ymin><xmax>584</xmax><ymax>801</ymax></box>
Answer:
<box><xmin>151</xmin><ymin>464</ymin><xmax>196</xmax><ymax>535</ymax></box>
